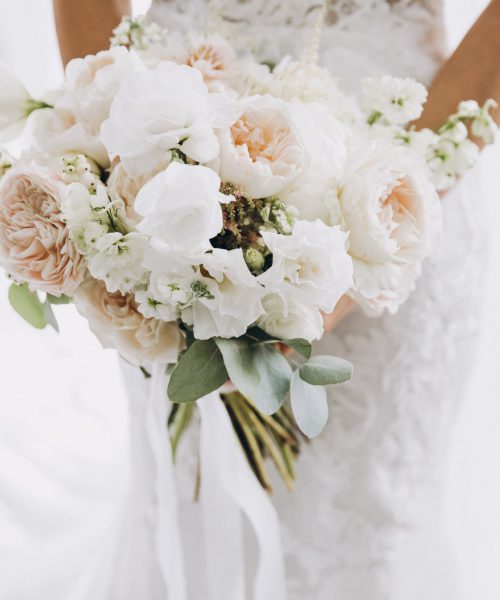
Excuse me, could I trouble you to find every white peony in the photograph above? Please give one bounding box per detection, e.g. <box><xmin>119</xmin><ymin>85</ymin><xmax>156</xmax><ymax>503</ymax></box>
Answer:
<box><xmin>362</xmin><ymin>75</ymin><xmax>428</xmax><ymax>125</ymax></box>
<box><xmin>258</xmin><ymin>219</ymin><xmax>353</xmax><ymax>313</ymax></box>
<box><xmin>340</xmin><ymin>138</ymin><xmax>442</xmax><ymax>315</ymax></box>
<box><xmin>258</xmin><ymin>290</ymin><xmax>324</xmax><ymax>342</ymax></box>
<box><xmin>87</xmin><ymin>231</ymin><xmax>149</xmax><ymax>293</ymax></box>
<box><xmin>61</xmin><ymin>46</ymin><xmax>142</xmax><ymax>134</ymax></box>
<box><xmin>217</xmin><ymin>95</ymin><xmax>305</xmax><ymax>199</ymax></box>
<box><xmin>101</xmin><ymin>61</ymin><xmax>236</xmax><ymax>173</ymax></box>
<box><xmin>135</xmin><ymin>162</ymin><xmax>229</xmax><ymax>254</ymax></box>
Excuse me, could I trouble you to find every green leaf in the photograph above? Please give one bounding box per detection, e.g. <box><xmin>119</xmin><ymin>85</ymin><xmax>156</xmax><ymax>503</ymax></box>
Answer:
<box><xmin>254</xmin><ymin>345</ymin><xmax>292</xmax><ymax>414</ymax></box>
<box><xmin>8</xmin><ymin>283</ymin><xmax>47</xmax><ymax>329</ymax></box>
<box><xmin>47</xmin><ymin>293</ymin><xmax>71</xmax><ymax>305</ymax></box>
<box><xmin>299</xmin><ymin>355</ymin><xmax>353</xmax><ymax>386</ymax></box>
<box><xmin>215</xmin><ymin>337</ymin><xmax>260</xmax><ymax>399</ymax></box>
<box><xmin>43</xmin><ymin>301</ymin><xmax>59</xmax><ymax>332</ymax></box>
<box><xmin>282</xmin><ymin>338</ymin><xmax>312</xmax><ymax>359</ymax></box>
<box><xmin>290</xmin><ymin>371</ymin><xmax>328</xmax><ymax>438</ymax></box>
<box><xmin>167</xmin><ymin>339</ymin><xmax>228</xmax><ymax>403</ymax></box>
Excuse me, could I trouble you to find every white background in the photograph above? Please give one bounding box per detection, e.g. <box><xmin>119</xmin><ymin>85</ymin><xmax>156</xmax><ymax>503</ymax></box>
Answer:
<box><xmin>0</xmin><ymin>1</ymin><xmax>499</xmax><ymax>598</ymax></box>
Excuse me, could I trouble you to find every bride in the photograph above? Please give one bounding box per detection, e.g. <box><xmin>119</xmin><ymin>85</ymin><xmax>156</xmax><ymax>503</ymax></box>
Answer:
<box><xmin>53</xmin><ymin>0</ymin><xmax>500</xmax><ymax>598</ymax></box>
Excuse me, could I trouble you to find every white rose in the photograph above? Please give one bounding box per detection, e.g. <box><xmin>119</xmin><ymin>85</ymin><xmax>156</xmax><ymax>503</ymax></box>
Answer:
<box><xmin>87</xmin><ymin>231</ymin><xmax>149</xmax><ymax>293</ymax></box>
<box><xmin>31</xmin><ymin>107</ymin><xmax>109</xmax><ymax>167</ymax></box>
<box><xmin>280</xmin><ymin>103</ymin><xmax>347</xmax><ymax>224</ymax></box>
<box><xmin>101</xmin><ymin>61</ymin><xmax>236</xmax><ymax>173</ymax></box>
<box><xmin>340</xmin><ymin>138</ymin><xmax>442</xmax><ymax>315</ymax></box>
<box><xmin>74</xmin><ymin>279</ymin><xmax>184</xmax><ymax>367</ymax></box>
<box><xmin>258</xmin><ymin>291</ymin><xmax>324</xmax><ymax>342</ymax></box>
<box><xmin>258</xmin><ymin>219</ymin><xmax>353</xmax><ymax>313</ymax></box>
<box><xmin>217</xmin><ymin>95</ymin><xmax>305</xmax><ymax>199</ymax></box>
<box><xmin>135</xmin><ymin>162</ymin><xmax>228</xmax><ymax>254</ymax></box>
<box><xmin>61</xmin><ymin>47</ymin><xmax>142</xmax><ymax>134</ymax></box>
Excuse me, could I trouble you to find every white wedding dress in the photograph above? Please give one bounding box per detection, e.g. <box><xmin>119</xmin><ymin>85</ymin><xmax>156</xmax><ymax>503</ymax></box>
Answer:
<box><xmin>135</xmin><ymin>1</ymin><xmax>494</xmax><ymax>599</ymax></box>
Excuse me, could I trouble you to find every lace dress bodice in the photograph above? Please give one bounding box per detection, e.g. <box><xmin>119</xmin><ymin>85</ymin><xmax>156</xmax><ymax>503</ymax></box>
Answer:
<box><xmin>144</xmin><ymin>2</ymin><xmax>491</xmax><ymax>599</ymax></box>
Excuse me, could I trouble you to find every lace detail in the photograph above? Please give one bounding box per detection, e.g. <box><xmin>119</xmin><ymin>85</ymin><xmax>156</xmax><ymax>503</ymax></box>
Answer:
<box><xmin>145</xmin><ymin>1</ymin><xmax>489</xmax><ymax>598</ymax></box>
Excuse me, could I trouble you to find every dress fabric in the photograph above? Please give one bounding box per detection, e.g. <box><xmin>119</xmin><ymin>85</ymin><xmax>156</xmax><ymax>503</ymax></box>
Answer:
<box><xmin>140</xmin><ymin>1</ymin><xmax>489</xmax><ymax>599</ymax></box>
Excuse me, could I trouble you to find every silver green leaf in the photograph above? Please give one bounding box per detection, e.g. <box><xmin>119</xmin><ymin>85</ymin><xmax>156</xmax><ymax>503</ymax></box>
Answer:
<box><xmin>8</xmin><ymin>283</ymin><xmax>47</xmax><ymax>329</ymax></box>
<box><xmin>283</xmin><ymin>338</ymin><xmax>312</xmax><ymax>359</ymax></box>
<box><xmin>254</xmin><ymin>345</ymin><xmax>292</xmax><ymax>414</ymax></box>
<box><xmin>299</xmin><ymin>355</ymin><xmax>353</xmax><ymax>386</ymax></box>
<box><xmin>290</xmin><ymin>371</ymin><xmax>328</xmax><ymax>438</ymax></box>
<box><xmin>168</xmin><ymin>339</ymin><xmax>228</xmax><ymax>403</ymax></box>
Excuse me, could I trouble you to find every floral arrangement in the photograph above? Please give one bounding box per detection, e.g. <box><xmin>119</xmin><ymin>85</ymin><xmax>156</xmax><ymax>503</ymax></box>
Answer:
<box><xmin>0</xmin><ymin>15</ymin><xmax>495</xmax><ymax>489</ymax></box>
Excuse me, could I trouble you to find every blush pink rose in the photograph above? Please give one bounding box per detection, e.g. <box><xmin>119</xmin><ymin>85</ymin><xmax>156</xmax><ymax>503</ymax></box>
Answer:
<box><xmin>74</xmin><ymin>279</ymin><xmax>184</xmax><ymax>367</ymax></box>
<box><xmin>0</xmin><ymin>166</ymin><xmax>85</xmax><ymax>296</ymax></box>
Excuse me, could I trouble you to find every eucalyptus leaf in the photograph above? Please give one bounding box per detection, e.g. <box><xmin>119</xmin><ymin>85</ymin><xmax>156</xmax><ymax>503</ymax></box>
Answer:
<box><xmin>253</xmin><ymin>345</ymin><xmax>292</xmax><ymax>414</ymax></box>
<box><xmin>282</xmin><ymin>338</ymin><xmax>312</xmax><ymax>359</ymax></box>
<box><xmin>8</xmin><ymin>283</ymin><xmax>47</xmax><ymax>329</ymax></box>
<box><xmin>43</xmin><ymin>301</ymin><xmax>59</xmax><ymax>332</ymax></box>
<box><xmin>167</xmin><ymin>339</ymin><xmax>228</xmax><ymax>403</ymax></box>
<box><xmin>299</xmin><ymin>355</ymin><xmax>353</xmax><ymax>386</ymax></box>
<box><xmin>290</xmin><ymin>371</ymin><xmax>328</xmax><ymax>438</ymax></box>
<box><xmin>215</xmin><ymin>337</ymin><xmax>260</xmax><ymax>399</ymax></box>
<box><xmin>47</xmin><ymin>293</ymin><xmax>71</xmax><ymax>305</ymax></box>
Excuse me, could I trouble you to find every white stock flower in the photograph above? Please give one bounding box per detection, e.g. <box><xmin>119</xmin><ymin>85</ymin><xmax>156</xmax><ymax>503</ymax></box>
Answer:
<box><xmin>428</xmin><ymin>137</ymin><xmax>479</xmax><ymax>190</ymax></box>
<box><xmin>101</xmin><ymin>61</ymin><xmax>236</xmax><ymax>173</ymax></box>
<box><xmin>0</xmin><ymin>148</ymin><xmax>13</xmax><ymax>180</ymax></box>
<box><xmin>471</xmin><ymin>99</ymin><xmax>498</xmax><ymax>145</ymax></box>
<box><xmin>258</xmin><ymin>290</ymin><xmax>324</xmax><ymax>342</ymax></box>
<box><xmin>61</xmin><ymin>181</ymin><xmax>111</xmax><ymax>253</ymax></box>
<box><xmin>362</xmin><ymin>75</ymin><xmax>427</xmax><ymax>125</ymax></box>
<box><xmin>135</xmin><ymin>162</ymin><xmax>228</xmax><ymax>254</ymax></box>
<box><xmin>217</xmin><ymin>95</ymin><xmax>305</xmax><ymax>198</ymax></box>
<box><xmin>258</xmin><ymin>219</ymin><xmax>353</xmax><ymax>313</ymax></box>
<box><xmin>340</xmin><ymin>138</ymin><xmax>442</xmax><ymax>315</ymax></box>
<box><xmin>61</xmin><ymin>46</ymin><xmax>142</xmax><ymax>134</ymax></box>
<box><xmin>87</xmin><ymin>231</ymin><xmax>149</xmax><ymax>293</ymax></box>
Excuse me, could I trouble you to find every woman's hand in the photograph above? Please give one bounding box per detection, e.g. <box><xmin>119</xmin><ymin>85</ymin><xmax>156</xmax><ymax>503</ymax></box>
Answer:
<box><xmin>53</xmin><ymin>0</ymin><xmax>132</xmax><ymax>66</ymax></box>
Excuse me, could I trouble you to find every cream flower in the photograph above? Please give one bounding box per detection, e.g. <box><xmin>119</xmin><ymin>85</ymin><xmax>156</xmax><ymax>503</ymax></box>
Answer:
<box><xmin>62</xmin><ymin>46</ymin><xmax>142</xmax><ymax>134</ymax></box>
<box><xmin>74</xmin><ymin>279</ymin><xmax>184</xmax><ymax>367</ymax></box>
<box><xmin>0</xmin><ymin>166</ymin><xmax>85</xmax><ymax>296</ymax></box>
<box><xmin>217</xmin><ymin>95</ymin><xmax>305</xmax><ymax>198</ymax></box>
<box><xmin>181</xmin><ymin>34</ymin><xmax>237</xmax><ymax>87</ymax></box>
<box><xmin>101</xmin><ymin>61</ymin><xmax>236</xmax><ymax>173</ymax></box>
<box><xmin>340</xmin><ymin>139</ymin><xmax>442</xmax><ymax>315</ymax></box>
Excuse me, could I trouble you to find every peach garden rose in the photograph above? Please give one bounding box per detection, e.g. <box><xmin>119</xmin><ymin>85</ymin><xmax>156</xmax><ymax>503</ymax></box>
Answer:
<box><xmin>0</xmin><ymin>166</ymin><xmax>85</xmax><ymax>296</ymax></box>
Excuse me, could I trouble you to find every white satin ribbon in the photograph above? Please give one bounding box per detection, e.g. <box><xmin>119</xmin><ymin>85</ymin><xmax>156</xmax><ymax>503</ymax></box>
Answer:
<box><xmin>147</xmin><ymin>363</ymin><xmax>187</xmax><ymax>600</ymax></box>
<box><xmin>198</xmin><ymin>393</ymin><xmax>287</xmax><ymax>600</ymax></box>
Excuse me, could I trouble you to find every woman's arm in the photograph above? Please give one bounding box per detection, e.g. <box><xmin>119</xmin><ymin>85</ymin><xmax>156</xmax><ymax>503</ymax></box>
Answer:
<box><xmin>53</xmin><ymin>0</ymin><xmax>132</xmax><ymax>66</ymax></box>
<box><xmin>416</xmin><ymin>0</ymin><xmax>500</xmax><ymax>135</ymax></box>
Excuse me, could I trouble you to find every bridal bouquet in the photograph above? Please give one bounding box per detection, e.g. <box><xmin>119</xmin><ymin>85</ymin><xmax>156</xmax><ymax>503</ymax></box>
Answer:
<box><xmin>0</xmin><ymin>16</ymin><xmax>495</xmax><ymax>489</ymax></box>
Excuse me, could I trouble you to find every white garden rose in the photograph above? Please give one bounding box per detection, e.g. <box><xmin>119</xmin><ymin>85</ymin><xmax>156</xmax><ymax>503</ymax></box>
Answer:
<box><xmin>74</xmin><ymin>279</ymin><xmax>184</xmax><ymax>367</ymax></box>
<box><xmin>31</xmin><ymin>107</ymin><xmax>109</xmax><ymax>167</ymax></box>
<box><xmin>87</xmin><ymin>231</ymin><xmax>149</xmax><ymax>293</ymax></box>
<box><xmin>258</xmin><ymin>290</ymin><xmax>324</xmax><ymax>342</ymax></box>
<box><xmin>217</xmin><ymin>95</ymin><xmax>305</xmax><ymax>198</ymax></box>
<box><xmin>135</xmin><ymin>162</ymin><xmax>229</xmax><ymax>254</ymax></box>
<box><xmin>61</xmin><ymin>46</ymin><xmax>142</xmax><ymax>134</ymax></box>
<box><xmin>340</xmin><ymin>138</ymin><xmax>442</xmax><ymax>315</ymax></box>
<box><xmin>101</xmin><ymin>61</ymin><xmax>236</xmax><ymax>173</ymax></box>
<box><xmin>258</xmin><ymin>219</ymin><xmax>353</xmax><ymax>313</ymax></box>
<box><xmin>280</xmin><ymin>103</ymin><xmax>347</xmax><ymax>224</ymax></box>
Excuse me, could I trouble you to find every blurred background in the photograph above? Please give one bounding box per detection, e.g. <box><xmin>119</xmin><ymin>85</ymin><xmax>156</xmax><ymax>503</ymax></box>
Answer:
<box><xmin>0</xmin><ymin>1</ymin><xmax>499</xmax><ymax>599</ymax></box>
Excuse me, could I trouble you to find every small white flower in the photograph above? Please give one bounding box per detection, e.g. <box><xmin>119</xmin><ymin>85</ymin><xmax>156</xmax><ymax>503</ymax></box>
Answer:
<box><xmin>101</xmin><ymin>61</ymin><xmax>236</xmax><ymax>173</ymax></box>
<box><xmin>471</xmin><ymin>99</ymin><xmax>498</xmax><ymax>145</ymax></box>
<box><xmin>258</xmin><ymin>219</ymin><xmax>353</xmax><ymax>313</ymax></box>
<box><xmin>87</xmin><ymin>231</ymin><xmax>148</xmax><ymax>293</ymax></box>
<box><xmin>135</xmin><ymin>162</ymin><xmax>228</xmax><ymax>254</ymax></box>
<box><xmin>258</xmin><ymin>290</ymin><xmax>324</xmax><ymax>342</ymax></box>
<box><xmin>362</xmin><ymin>75</ymin><xmax>428</xmax><ymax>125</ymax></box>
<box><xmin>0</xmin><ymin>148</ymin><xmax>13</xmax><ymax>180</ymax></box>
<box><xmin>427</xmin><ymin>137</ymin><xmax>479</xmax><ymax>190</ymax></box>
<box><xmin>111</xmin><ymin>15</ymin><xmax>167</xmax><ymax>51</ymax></box>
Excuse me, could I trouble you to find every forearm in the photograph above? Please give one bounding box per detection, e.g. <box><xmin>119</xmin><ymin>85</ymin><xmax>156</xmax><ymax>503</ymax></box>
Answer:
<box><xmin>417</xmin><ymin>0</ymin><xmax>500</xmax><ymax>133</ymax></box>
<box><xmin>53</xmin><ymin>0</ymin><xmax>132</xmax><ymax>66</ymax></box>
